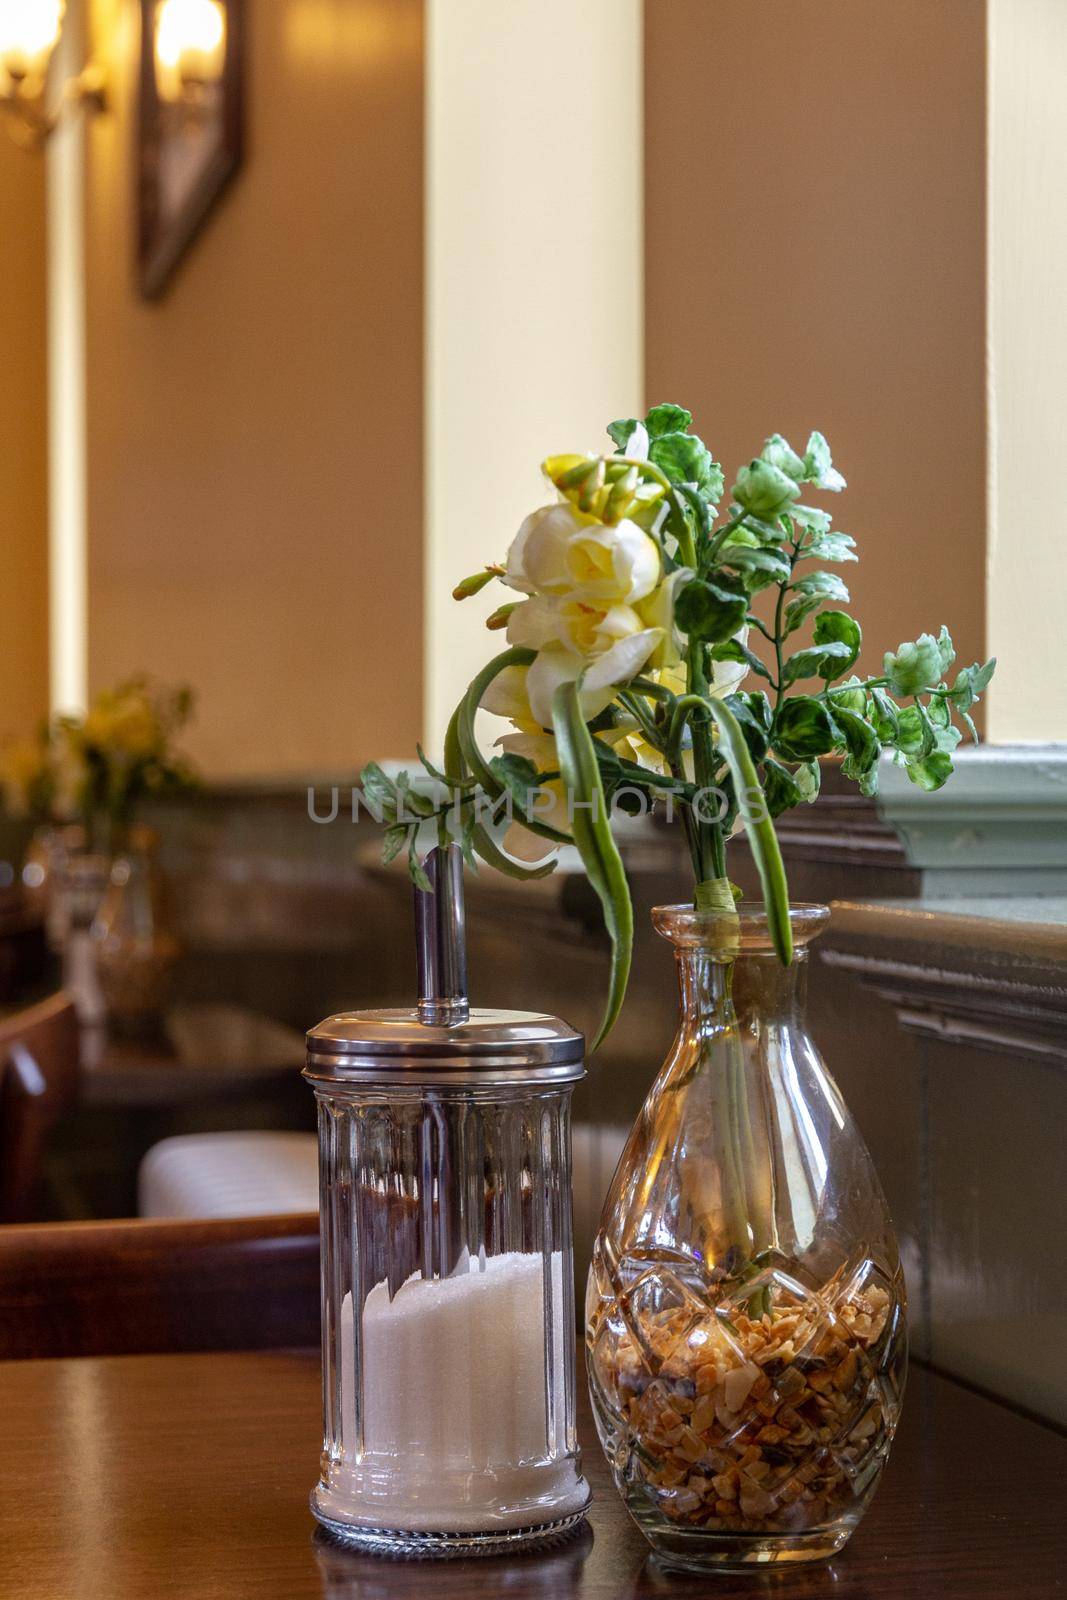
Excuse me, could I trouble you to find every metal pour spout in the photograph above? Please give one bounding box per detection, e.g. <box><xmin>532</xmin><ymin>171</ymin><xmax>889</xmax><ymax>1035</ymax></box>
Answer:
<box><xmin>414</xmin><ymin>843</ymin><xmax>470</xmax><ymax>1027</ymax></box>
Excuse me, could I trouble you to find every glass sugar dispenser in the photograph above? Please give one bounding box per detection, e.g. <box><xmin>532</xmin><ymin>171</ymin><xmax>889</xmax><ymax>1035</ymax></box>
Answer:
<box><xmin>305</xmin><ymin>845</ymin><xmax>591</xmax><ymax>1556</ymax></box>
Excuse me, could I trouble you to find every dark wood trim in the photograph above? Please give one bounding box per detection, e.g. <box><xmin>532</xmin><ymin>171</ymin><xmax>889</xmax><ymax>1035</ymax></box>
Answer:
<box><xmin>0</xmin><ymin>1213</ymin><xmax>319</xmax><ymax>1358</ymax></box>
<box><xmin>821</xmin><ymin>900</ymin><xmax>1067</xmax><ymax>1063</ymax></box>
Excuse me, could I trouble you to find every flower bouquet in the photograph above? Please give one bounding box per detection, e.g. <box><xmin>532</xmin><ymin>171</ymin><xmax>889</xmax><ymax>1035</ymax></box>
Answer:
<box><xmin>368</xmin><ymin>403</ymin><xmax>995</xmax><ymax>1569</ymax></box>
<box><xmin>54</xmin><ymin>676</ymin><xmax>196</xmax><ymax>855</ymax></box>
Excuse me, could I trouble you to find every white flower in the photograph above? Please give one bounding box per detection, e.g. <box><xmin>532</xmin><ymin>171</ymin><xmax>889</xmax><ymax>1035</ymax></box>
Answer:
<box><xmin>494</xmin><ymin>730</ymin><xmax>569</xmax><ymax>862</ymax></box>
<box><xmin>525</xmin><ymin>632</ymin><xmax>663</xmax><ymax>729</ymax></box>
<box><xmin>505</xmin><ymin>505</ymin><xmax>587</xmax><ymax>597</ymax></box>
<box><xmin>504</xmin><ymin>505</ymin><xmax>661</xmax><ymax>607</ymax></box>
<box><xmin>506</xmin><ymin>594</ymin><xmax>648</xmax><ymax>659</ymax></box>
<box><xmin>562</xmin><ymin>520</ymin><xmax>660</xmax><ymax>605</ymax></box>
<box><xmin>480</xmin><ymin>664</ymin><xmax>540</xmax><ymax>733</ymax></box>
<box><xmin>634</xmin><ymin>566</ymin><xmax>692</xmax><ymax>672</ymax></box>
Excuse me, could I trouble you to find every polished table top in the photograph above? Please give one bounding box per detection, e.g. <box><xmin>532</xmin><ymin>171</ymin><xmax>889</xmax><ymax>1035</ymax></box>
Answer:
<box><xmin>1</xmin><ymin>1349</ymin><xmax>1062</xmax><ymax>1600</ymax></box>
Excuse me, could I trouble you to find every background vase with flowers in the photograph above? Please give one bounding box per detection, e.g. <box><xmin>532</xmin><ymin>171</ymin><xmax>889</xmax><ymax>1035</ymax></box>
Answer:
<box><xmin>377</xmin><ymin>402</ymin><xmax>995</xmax><ymax>1571</ymax></box>
<box><xmin>50</xmin><ymin>678</ymin><xmax>196</xmax><ymax>1032</ymax></box>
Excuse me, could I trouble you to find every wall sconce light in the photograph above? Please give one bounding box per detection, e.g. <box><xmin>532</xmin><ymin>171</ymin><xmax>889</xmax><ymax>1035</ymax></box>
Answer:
<box><xmin>153</xmin><ymin>0</ymin><xmax>225</xmax><ymax>114</ymax></box>
<box><xmin>0</xmin><ymin>0</ymin><xmax>106</xmax><ymax>147</ymax></box>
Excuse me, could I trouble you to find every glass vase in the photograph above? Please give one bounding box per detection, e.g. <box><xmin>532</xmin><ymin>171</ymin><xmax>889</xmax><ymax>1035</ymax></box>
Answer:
<box><xmin>90</xmin><ymin>833</ymin><xmax>180</xmax><ymax>1035</ymax></box>
<box><xmin>586</xmin><ymin>903</ymin><xmax>906</xmax><ymax>1574</ymax></box>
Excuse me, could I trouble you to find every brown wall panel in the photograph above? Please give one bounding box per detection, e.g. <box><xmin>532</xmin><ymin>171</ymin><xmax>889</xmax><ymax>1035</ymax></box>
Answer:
<box><xmin>84</xmin><ymin>0</ymin><xmax>424</xmax><ymax>777</ymax></box>
<box><xmin>645</xmin><ymin>0</ymin><xmax>987</xmax><ymax>683</ymax></box>
<box><xmin>0</xmin><ymin>143</ymin><xmax>48</xmax><ymax>742</ymax></box>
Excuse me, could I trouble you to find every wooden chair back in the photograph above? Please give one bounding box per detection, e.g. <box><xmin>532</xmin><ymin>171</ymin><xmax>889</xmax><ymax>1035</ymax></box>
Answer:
<box><xmin>0</xmin><ymin>1213</ymin><xmax>320</xmax><ymax>1359</ymax></box>
<box><xmin>0</xmin><ymin>992</ymin><xmax>80</xmax><ymax>1223</ymax></box>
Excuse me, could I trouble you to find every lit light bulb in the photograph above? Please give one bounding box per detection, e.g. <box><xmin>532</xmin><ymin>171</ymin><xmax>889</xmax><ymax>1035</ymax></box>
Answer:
<box><xmin>154</xmin><ymin>0</ymin><xmax>225</xmax><ymax>104</ymax></box>
<box><xmin>0</xmin><ymin>0</ymin><xmax>65</xmax><ymax>83</ymax></box>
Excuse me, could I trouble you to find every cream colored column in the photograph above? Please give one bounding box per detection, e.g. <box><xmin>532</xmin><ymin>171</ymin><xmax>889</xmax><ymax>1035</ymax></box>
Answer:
<box><xmin>46</xmin><ymin>0</ymin><xmax>90</xmax><ymax>716</ymax></box>
<box><xmin>424</xmin><ymin>0</ymin><xmax>643</xmax><ymax>753</ymax></box>
<box><xmin>986</xmin><ymin>0</ymin><xmax>1067</xmax><ymax>741</ymax></box>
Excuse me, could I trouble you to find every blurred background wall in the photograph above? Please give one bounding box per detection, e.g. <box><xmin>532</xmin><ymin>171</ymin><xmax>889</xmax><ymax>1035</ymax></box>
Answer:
<box><xmin>16</xmin><ymin>0</ymin><xmax>1061</xmax><ymax>773</ymax></box>
<box><xmin>81</xmin><ymin>0</ymin><xmax>425</xmax><ymax>777</ymax></box>
<box><xmin>645</xmin><ymin>0</ymin><xmax>987</xmax><ymax>688</ymax></box>
<box><xmin>0</xmin><ymin>138</ymin><xmax>48</xmax><ymax>744</ymax></box>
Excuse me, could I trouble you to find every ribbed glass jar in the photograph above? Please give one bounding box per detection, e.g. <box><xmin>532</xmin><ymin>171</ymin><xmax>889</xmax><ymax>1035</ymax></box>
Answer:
<box><xmin>306</xmin><ymin>1008</ymin><xmax>591</xmax><ymax>1557</ymax></box>
<box><xmin>587</xmin><ymin>905</ymin><xmax>906</xmax><ymax>1573</ymax></box>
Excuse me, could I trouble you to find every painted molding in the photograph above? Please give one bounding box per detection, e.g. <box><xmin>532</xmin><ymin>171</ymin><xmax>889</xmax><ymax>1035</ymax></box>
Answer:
<box><xmin>876</xmin><ymin>744</ymin><xmax>1067</xmax><ymax>893</ymax></box>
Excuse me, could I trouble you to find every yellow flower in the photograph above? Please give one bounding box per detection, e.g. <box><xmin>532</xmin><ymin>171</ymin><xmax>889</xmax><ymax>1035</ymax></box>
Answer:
<box><xmin>0</xmin><ymin>738</ymin><xmax>48</xmax><ymax>817</ymax></box>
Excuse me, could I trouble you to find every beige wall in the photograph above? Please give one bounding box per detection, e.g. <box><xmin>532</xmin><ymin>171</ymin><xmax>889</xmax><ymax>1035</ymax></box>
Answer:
<box><xmin>986</xmin><ymin>0</ymin><xmax>1067</xmax><ymax>742</ymax></box>
<box><xmin>424</xmin><ymin>0</ymin><xmax>642</xmax><ymax>753</ymax></box>
<box><xmin>0</xmin><ymin>143</ymin><xmax>48</xmax><ymax>742</ymax></box>
<box><xmin>83</xmin><ymin>0</ymin><xmax>424</xmax><ymax>778</ymax></box>
<box><xmin>644</xmin><ymin>0</ymin><xmax>987</xmax><ymax>689</ymax></box>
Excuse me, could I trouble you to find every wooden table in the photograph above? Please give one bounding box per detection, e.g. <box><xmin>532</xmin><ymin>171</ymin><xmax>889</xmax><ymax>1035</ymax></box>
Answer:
<box><xmin>1</xmin><ymin>1351</ymin><xmax>1062</xmax><ymax>1600</ymax></box>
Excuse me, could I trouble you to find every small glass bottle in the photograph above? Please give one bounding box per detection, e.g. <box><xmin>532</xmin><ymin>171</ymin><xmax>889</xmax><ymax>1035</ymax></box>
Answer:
<box><xmin>306</xmin><ymin>847</ymin><xmax>591</xmax><ymax>1555</ymax></box>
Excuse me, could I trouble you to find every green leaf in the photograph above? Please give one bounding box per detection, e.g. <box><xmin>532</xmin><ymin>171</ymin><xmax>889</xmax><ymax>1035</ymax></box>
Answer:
<box><xmin>884</xmin><ymin>634</ymin><xmax>944</xmax><ymax>696</ymax></box>
<box><xmin>761</xmin><ymin>433</ymin><xmax>805</xmax><ymax>481</ymax></box>
<box><xmin>456</xmin><ymin>648</ymin><xmax>570</xmax><ymax>845</ymax></box>
<box><xmin>458</xmin><ymin>811</ymin><xmax>479</xmax><ymax>873</ymax></box>
<box><xmin>553</xmin><ymin>680</ymin><xmax>634</xmax><ymax>1050</ymax></box>
<box><xmin>703</xmin><ymin>698</ymin><xmax>793</xmax><ymax>965</ymax></box>
<box><xmin>906</xmin><ymin>750</ymin><xmax>954</xmax><ymax>792</ymax></box>
<box><xmin>782</xmin><ymin>641</ymin><xmax>854</xmax><ymax>686</ymax></box>
<box><xmin>868</xmin><ymin>687</ymin><xmax>900</xmax><ymax>741</ymax></box>
<box><xmin>718</xmin><ymin>544</ymin><xmax>793</xmax><ymax>587</ymax></box>
<box><xmin>915</xmin><ymin>700</ymin><xmax>938</xmax><ymax>758</ymax></box>
<box><xmin>834</xmin><ymin>708</ymin><xmax>880</xmax><ymax>776</ymax></box>
<box><xmin>794</xmin><ymin>759</ymin><xmax>821</xmax><ymax>802</ymax></box>
<box><xmin>812</xmin><ymin>609</ymin><xmax>862</xmax><ymax>675</ymax></box>
<box><xmin>791</xmin><ymin>570</ymin><xmax>851</xmax><ymax>604</ymax></box>
<box><xmin>359</xmin><ymin>761</ymin><xmax>399</xmax><ymax>821</ymax></box>
<box><xmin>606</xmin><ymin>417</ymin><xmax>639</xmax><ymax>451</ymax></box>
<box><xmin>947</xmin><ymin>657</ymin><xmax>996</xmax><ymax>713</ymax></box>
<box><xmin>488</xmin><ymin>752</ymin><xmax>541</xmax><ymax>806</ymax></box>
<box><xmin>935</xmin><ymin>625</ymin><xmax>956</xmax><ymax>675</ymax></box>
<box><xmin>676</xmin><ymin>575</ymin><xmax>748</xmax><ymax>643</ymax></box>
<box><xmin>723</xmin><ymin>691</ymin><xmax>771</xmax><ymax>761</ymax></box>
<box><xmin>382</xmin><ymin>823</ymin><xmax>409</xmax><ymax>864</ymax></box>
<box><xmin>806</xmin><ymin>530</ymin><xmax>857</xmax><ymax>562</ymax></box>
<box><xmin>789</xmin><ymin>504</ymin><xmax>833</xmax><ymax>534</ymax></box>
<box><xmin>644</xmin><ymin>403</ymin><xmax>692</xmax><ymax>438</ymax></box>
<box><xmin>407</xmin><ymin>840</ymin><xmax>433</xmax><ymax>894</ymax></box>
<box><xmin>893</xmin><ymin>706</ymin><xmax>927</xmax><ymax>758</ymax></box>
<box><xmin>762</xmin><ymin>757</ymin><xmax>803</xmax><ymax>818</ymax></box>
<box><xmin>732</xmin><ymin>458</ymin><xmax>801</xmax><ymax>520</ymax></box>
<box><xmin>803</xmin><ymin>431</ymin><xmax>846</xmax><ymax>491</ymax></box>
<box><xmin>773</xmin><ymin>697</ymin><xmax>840</xmax><ymax>760</ymax></box>
<box><xmin>443</xmin><ymin>705</ymin><xmax>557</xmax><ymax>882</ymax></box>
<box><xmin>827</xmin><ymin>675</ymin><xmax>868</xmax><ymax>715</ymax></box>
<box><xmin>783</xmin><ymin>593</ymin><xmax>824</xmax><ymax>635</ymax></box>
<box><xmin>710</xmin><ymin>637</ymin><xmax>773</xmax><ymax>682</ymax></box>
<box><xmin>650</xmin><ymin>432</ymin><xmax>720</xmax><ymax>495</ymax></box>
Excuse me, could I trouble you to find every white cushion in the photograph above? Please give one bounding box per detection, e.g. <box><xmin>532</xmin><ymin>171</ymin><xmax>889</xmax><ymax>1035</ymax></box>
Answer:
<box><xmin>138</xmin><ymin>1131</ymin><xmax>318</xmax><ymax>1219</ymax></box>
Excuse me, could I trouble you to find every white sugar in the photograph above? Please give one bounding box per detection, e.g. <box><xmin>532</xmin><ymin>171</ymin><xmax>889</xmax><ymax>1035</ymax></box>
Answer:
<box><xmin>325</xmin><ymin>1251</ymin><xmax>588</xmax><ymax>1533</ymax></box>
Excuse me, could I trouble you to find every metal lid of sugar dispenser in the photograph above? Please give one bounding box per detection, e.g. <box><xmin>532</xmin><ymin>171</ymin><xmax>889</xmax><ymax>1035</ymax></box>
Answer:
<box><xmin>304</xmin><ymin>844</ymin><xmax>584</xmax><ymax>1086</ymax></box>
